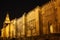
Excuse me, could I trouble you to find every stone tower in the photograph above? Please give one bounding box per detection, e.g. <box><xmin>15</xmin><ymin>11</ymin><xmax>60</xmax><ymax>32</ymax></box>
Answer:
<box><xmin>3</xmin><ymin>13</ymin><xmax>11</xmax><ymax>38</ymax></box>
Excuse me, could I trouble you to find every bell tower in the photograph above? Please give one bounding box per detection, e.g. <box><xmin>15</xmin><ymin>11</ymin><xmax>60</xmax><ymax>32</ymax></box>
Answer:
<box><xmin>3</xmin><ymin>13</ymin><xmax>11</xmax><ymax>38</ymax></box>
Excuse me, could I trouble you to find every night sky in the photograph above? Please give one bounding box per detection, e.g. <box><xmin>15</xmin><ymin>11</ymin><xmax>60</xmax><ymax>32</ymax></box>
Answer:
<box><xmin>0</xmin><ymin>0</ymin><xmax>50</xmax><ymax>35</ymax></box>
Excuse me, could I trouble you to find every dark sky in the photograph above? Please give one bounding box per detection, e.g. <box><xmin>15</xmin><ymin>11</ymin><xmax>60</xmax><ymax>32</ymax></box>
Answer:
<box><xmin>0</xmin><ymin>0</ymin><xmax>50</xmax><ymax>35</ymax></box>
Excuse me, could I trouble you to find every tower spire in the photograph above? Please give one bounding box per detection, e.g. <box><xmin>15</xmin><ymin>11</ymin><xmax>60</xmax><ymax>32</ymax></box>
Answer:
<box><xmin>4</xmin><ymin>13</ymin><xmax>10</xmax><ymax>23</ymax></box>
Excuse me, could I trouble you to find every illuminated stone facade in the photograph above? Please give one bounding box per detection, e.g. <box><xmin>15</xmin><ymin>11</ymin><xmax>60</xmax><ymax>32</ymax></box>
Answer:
<box><xmin>10</xmin><ymin>19</ymin><xmax>16</xmax><ymax>38</ymax></box>
<box><xmin>17</xmin><ymin>13</ymin><xmax>26</xmax><ymax>37</ymax></box>
<box><xmin>54</xmin><ymin>0</ymin><xmax>60</xmax><ymax>33</ymax></box>
<box><xmin>1</xmin><ymin>0</ymin><xmax>60</xmax><ymax>40</ymax></box>
<box><xmin>41</xmin><ymin>1</ymin><xmax>57</xmax><ymax>34</ymax></box>
<box><xmin>26</xmin><ymin>6</ymin><xmax>40</xmax><ymax>37</ymax></box>
<box><xmin>38</xmin><ymin>0</ymin><xmax>60</xmax><ymax>35</ymax></box>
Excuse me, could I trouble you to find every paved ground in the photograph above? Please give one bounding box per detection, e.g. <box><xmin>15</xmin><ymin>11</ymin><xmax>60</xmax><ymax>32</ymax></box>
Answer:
<box><xmin>0</xmin><ymin>34</ymin><xmax>60</xmax><ymax>40</ymax></box>
<box><xmin>0</xmin><ymin>37</ymin><xmax>60</xmax><ymax>40</ymax></box>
